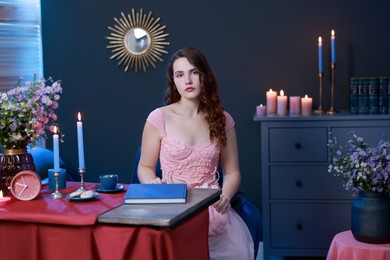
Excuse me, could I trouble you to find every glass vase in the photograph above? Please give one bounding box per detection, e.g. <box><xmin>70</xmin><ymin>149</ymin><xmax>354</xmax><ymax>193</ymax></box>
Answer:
<box><xmin>351</xmin><ymin>191</ymin><xmax>390</xmax><ymax>244</ymax></box>
<box><xmin>0</xmin><ymin>148</ymin><xmax>36</xmax><ymax>196</ymax></box>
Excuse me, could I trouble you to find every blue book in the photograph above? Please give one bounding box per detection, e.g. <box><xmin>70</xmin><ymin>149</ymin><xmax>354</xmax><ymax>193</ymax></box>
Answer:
<box><xmin>124</xmin><ymin>183</ymin><xmax>187</xmax><ymax>204</ymax></box>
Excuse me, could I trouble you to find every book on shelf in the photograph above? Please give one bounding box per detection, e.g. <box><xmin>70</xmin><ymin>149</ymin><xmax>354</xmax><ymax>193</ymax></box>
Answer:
<box><xmin>349</xmin><ymin>77</ymin><xmax>359</xmax><ymax>114</ymax></box>
<box><xmin>379</xmin><ymin>77</ymin><xmax>389</xmax><ymax>114</ymax></box>
<box><xmin>368</xmin><ymin>77</ymin><xmax>379</xmax><ymax>114</ymax></box>
<box><xmin>358</xmin><ymin>78</ymin><xmax>369</xmax><ymax>114</ymax></box>
<box><xmin>124</xmin><ymin>183</ymin><xmax>187</xmax><ymax>204</ymax></box>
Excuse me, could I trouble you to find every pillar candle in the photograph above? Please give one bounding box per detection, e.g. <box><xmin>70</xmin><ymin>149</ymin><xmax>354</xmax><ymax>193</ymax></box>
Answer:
<box><xmin>318</xmin><ymin>36</ymin><xmax>323</xmax><ymax>73</ymax></box>
<box><xmin>289</xmin><ymin>96</ymin><xmax>301</xmax><ymax>114</ymax></box>
<box><xmin>53</xmin><ymin>126</ymin><xmax>60</xmax><ymax>172</ymax></box>
<box><xmin>301</xmin><ymin>95</ymin><xmax>313</xmax><ymax>116</ymax></box>
<box><xmin>77</xmin><ymin>112</ymin><xmax>85</xmax><ymax>169</ymax></box>
<box><xmin>331</xmin><ymin>30</ymin><xmax>336</xmax><ymax>64</ymax></box>
<box><xmin>256</xmin><ymin>104</ymin><xmax>267</xmax><ymax>116</ymax></box>
<box><xmin>266</xmin><ymin>89</ymin><xmax>277</xmax><ymax>114</ymax></box>
<box><xmin>277</xmin><ymin>90</ymin><xmax>288</xmax><ymax>116</ymax></box>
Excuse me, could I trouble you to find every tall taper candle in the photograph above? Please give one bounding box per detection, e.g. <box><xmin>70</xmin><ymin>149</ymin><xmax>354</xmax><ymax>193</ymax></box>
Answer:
<box><xmin>331</xmin><ymin>30</ymin><xmax>336</xmax><ymax>63</ymax></box>
<box><xmin>53</xmin><ymin>126</ymin><xmax>60</xmax><ymax>172</ymax></box>
<box><xmin>77</xmin><ymin>112</ymin><xmax>85</xmax><ymax>168</ymax></box>
<box><xmin>318</xmin><ymin>36</ymin><xmax>323</xmax><ymax>73</ymax></box>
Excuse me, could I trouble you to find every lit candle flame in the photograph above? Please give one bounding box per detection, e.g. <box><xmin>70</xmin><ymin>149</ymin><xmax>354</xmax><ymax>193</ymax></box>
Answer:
<box><xmin>54</xmin><ymin>126</ymin><xmax>57</xmax><ymax>134</ymax></box>
<box><xmin>331</xmin><ymin>30</ymin><xmax>335</xmax><ymax>37</ymax></box>
<box><xmin>318</xmin><ymin>36</ymin><xmax>322</xmax><ymax>44</ymax></box>
<box><xmin>280</xmin><ymin>90</ymin><xmax>284</xmax><ymax>96</ymax></box>
<box><xmin>0</xmin><ymin>190</ymin><xmax>3</xmax><ymax>198</ymax></box>
<box><xmin>78</xmin><ymin>112</ymin><xmax>82</xmax><ymax>121</ymax></box>
<box><xmin>305</xmin><ymin>94</ymin><xmax>308</xmax><ymax>99</ymax></box>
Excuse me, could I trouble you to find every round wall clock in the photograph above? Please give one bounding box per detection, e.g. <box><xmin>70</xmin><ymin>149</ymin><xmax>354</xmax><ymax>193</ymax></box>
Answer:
<box><xmin>10</xmin><ymin>170</ymin><xmax>42</xmax><ymax>201</ymax></box>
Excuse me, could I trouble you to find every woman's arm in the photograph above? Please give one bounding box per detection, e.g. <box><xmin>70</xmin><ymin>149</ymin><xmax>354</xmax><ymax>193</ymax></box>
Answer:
<box><xmin>137</xmin><ymin>121</ymin><xmax>164</xmax><ymax>184</ymax></box>
<box><xmin>214</xmin><ymin>126</ymin><xmax>241</xmax><ymax>214</ymax></box>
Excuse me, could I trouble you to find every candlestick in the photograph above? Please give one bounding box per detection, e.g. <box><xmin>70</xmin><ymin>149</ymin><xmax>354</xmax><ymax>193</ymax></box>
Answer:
<box><xmin>318</xmin><ymin>36</ymin><xmax>323</xmax><ymax>73</ymax></box>
<box><xmin>77</xmin><ymin>112</ymin><xmax>85</xmax><ymax>169</ymax></box>
<box><xmin>331</xmin><ymin>30</ymin><xmax>336</xmax><ymax>64</ymax></box>
<box><xmin>277</xmin><ymin>90</ymin><xmax>288</xmax><ymax>116</ymax></box>
<box><xmin>50</xmin><ymin>171</ymin><xmax>65</xmax><ymax>199</ymax></box>
<box><xmin>327</xmin><ymin>63</ymin><xmax>338</xmax><ymax>114</ymax></box>
<box><xmin>266</xmin><ymin>89</ymin><xmax>277</xmax><ymax>114</ymax></box>
<box><xmin>78</xmin><ymin>168</ymin><xmax>87</xmax><ymax>192</ymax></box>
<box><xmin>301</xmin><ymin>95</ymin><xmax>313</xmax><ymax>116</ymax></box>
<box><xmin>315</xmin><ymin>72</ymin><xmax>324</xmax><ymax>113</ymax></box>
<box><xmin>289</xmin><ymin>96</ymin><xmax>301</xmax><ymax>114</ymax></box>
<box><xmin>53</xmin><ymin>126</ymin><xmax>60</xmax><ymax>172</ymax></box>
<box><xmin>0</xmin><ymin>191</ymin><xmax>11</xmax><ymax>206</ymax></box>
<box><xmin>256</xmin><ymin>104</ymin><xmax>267</xmax><ymax>116</ymax></box>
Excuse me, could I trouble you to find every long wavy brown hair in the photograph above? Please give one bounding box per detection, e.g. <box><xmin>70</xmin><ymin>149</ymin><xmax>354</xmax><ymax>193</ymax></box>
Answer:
<box><xmin>165</xmin><ymin>47</ymin><xmax>227</xmax><ymax>147</ymax></box>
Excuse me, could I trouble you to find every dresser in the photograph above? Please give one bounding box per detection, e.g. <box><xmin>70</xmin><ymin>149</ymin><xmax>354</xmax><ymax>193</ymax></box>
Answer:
<box><xmin>253</xmin><ymin>112</ymin><xmax>390</xmax><ymax>260</ymax></box>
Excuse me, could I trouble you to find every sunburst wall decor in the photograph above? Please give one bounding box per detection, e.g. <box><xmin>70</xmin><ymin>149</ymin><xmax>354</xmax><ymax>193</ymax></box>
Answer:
<box><xmin>106</xmin><ymin>9</ymin><xmax>170</xmax><ymax>73</ymax></box>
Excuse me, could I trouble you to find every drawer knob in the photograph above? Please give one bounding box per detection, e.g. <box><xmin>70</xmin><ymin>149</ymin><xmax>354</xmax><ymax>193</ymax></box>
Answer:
<box><xmin>294</xmin><ymin>142</ymin><xmax>302</xmax><ymax>149</ymax></box>
<box><xmin>296</xmin><ymin>223</ymin><xmax>303</xmax><ymax>231</ymax></box>
<box><xmin>295</xmin><ymin>180</ymin><xmax>302</xmax><ymax>187</ymax></box>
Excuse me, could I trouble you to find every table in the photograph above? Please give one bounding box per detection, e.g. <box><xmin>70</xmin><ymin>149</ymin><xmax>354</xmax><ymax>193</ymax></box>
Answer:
<box><xmin>0</xmin><ymin>182</ymin><xmax>220</xmax><ymax>260</ymax></box>
<box><xmin>327</xmin><ymin>230</ymin><xmax>390</xmax><ymax>260</ymax></box>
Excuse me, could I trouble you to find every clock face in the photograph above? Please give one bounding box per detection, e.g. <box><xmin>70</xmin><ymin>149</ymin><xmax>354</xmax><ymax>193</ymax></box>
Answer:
<box><xmin>10</xmin><ymin>170</ymin><xmax>42</xmax><ymax>201</ymax></box>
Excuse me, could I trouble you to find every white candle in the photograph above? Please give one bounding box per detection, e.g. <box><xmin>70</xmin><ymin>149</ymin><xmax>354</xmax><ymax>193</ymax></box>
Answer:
<box><xmin>77</xmin><ymin>112</ymin><xmax>85</xmax><ymax>168</ymax></box>
<box><xmin>289</xmin><ymin>96</ymin><xmax>301</xmax><ymax>114</ymax></box>
<box><xmin>301</xmin><ymin>95</ymin><xmax>313</xmax><ymax>116</ymax></box>
<box><xmin>277</xmin><ymin>90</ymin><xmax>288</xmax><ymax>116</ymax></box>
<box><xmin>53</xmin><ymin>126</ymin><xmax>60</xmax><ymax>172</ymax></box>
<box><xmin>256</xmin><ymin>104</ymin><xmax>267</xmax><ymax>116</ymax></box>
<box><xmin>266</xmin><ymin>89</ymin><xmax>277</xmax><ymax>114</ymax></box>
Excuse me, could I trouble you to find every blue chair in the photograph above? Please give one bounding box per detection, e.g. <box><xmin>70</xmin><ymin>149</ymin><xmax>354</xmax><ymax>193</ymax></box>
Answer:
<box><xmin>131</xmin><ymin>146</ymin><xmax>262</xmax><ymax>259</ymax></box>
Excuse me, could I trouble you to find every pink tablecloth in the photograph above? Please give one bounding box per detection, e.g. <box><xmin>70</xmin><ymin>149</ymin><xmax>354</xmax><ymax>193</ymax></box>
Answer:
<box><xmin>327</xmin><ymin>230</ymin><xmax>390</xmax><ymax>260</ymax></box>
<box><xmin>0</xmin><ymin>182</ymin><xmax>125</xmax><ymax>225</ymax></box>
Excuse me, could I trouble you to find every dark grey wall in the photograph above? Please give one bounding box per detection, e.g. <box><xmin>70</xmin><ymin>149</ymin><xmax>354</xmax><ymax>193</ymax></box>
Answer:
<box><xmin>41</xmin><ymin>0</ymin><xmax>390</xmax><ymax>211</ymax></box>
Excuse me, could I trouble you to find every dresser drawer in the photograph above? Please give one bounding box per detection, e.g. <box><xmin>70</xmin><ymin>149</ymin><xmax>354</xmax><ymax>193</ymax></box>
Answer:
<box><xmin>270</xmin><ymin>166</ymin><xmax>353</xmax><ymax>199</ymax></box>
<box><xmin>271</xmin><ymin>203</ymin><xmax>351</xmax><ymax>249</ymax></box>
<box><xmin>269</xmin><ymin>128</ymin><xmax>328</xmax><ymax>162</ymax></box>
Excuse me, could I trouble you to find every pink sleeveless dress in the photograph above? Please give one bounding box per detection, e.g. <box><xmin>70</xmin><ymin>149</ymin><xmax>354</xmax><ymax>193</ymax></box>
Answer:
<box><xmin>147</xmin><ymin>108</ymin><xmax>254</xmax><ymax>260</ymax></box>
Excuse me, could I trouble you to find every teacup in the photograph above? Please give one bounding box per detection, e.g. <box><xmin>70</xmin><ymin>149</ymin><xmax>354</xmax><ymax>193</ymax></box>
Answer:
<box><xmin>99</xmin><ymin>174</ymin><xmax>118</xmax><ymax>190</ymax></box>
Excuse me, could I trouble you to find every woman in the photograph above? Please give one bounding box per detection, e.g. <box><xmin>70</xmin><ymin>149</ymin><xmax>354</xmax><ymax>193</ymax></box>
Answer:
<box><xmin>138</xmin><ymin>47</ymin><xmax>254</xmax><ymax>259</ymax></box>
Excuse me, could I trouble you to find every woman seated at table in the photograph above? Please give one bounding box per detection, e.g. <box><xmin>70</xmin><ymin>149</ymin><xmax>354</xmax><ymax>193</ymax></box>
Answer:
<box><xmin>137</xmin><ymin>47</ymin><xmax>254</xmax><ymax>259</ymax></box>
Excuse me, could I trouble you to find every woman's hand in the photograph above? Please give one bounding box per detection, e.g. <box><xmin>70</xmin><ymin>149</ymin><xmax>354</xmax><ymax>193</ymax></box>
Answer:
<box><xmin>146</xmin><ymin>177</ymin><xmax>165</xmax><ymax>184</ymax></box>
<box><xmin>213</xmin><ymin>194</ymin><xmax>231</xmax><ymax>214</ymax></box>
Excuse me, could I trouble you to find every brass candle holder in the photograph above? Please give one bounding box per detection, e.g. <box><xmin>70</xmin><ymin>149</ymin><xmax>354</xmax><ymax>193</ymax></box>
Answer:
<box><xmin>314</xmin><ymin>72</ymin><xmax>324</xmax><ymax>113</ymax></box>
<box><xmin>50</xmin><ymin>171</ymin><xmax>65</xmax><ymax>199</ymax></box>
<box><xmin>327</xmin><ymin>63</ymin><xmax>338</xmax><ymax>114</ymax></box>
<box><xmin>78</xmin><ymin>167</ymin><xmax>87</xmax><ymax>191</ymax></box>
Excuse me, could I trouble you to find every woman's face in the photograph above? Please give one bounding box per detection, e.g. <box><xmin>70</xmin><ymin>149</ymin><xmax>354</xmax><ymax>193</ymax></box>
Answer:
<box><xmin>172</xmin><ymin>57</ymin><xmax>201</xmax><ymax>100</ymax></box>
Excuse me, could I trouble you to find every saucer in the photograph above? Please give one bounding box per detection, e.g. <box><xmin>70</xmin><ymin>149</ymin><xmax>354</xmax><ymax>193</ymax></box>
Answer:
<box><xmin>94</xmin><ymin>185</ymin><xmax>125</xmax><ymax>193</ymax></box>
<box><xmin>66</xmin><ymin>192</ymin><xmax>99</xmax><ymax>202</ymax></box>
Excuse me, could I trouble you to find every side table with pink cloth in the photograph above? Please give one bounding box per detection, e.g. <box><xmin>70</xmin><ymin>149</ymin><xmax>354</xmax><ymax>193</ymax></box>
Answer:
<box><xmin>0</xmin><ymin>182</ymin><xmax>212</xmax><ymax>260</ymax></box>
<box><xmin>327</xmin><ymin>230</ymin><xmax>390</xmax><ymax>260</ymax></box>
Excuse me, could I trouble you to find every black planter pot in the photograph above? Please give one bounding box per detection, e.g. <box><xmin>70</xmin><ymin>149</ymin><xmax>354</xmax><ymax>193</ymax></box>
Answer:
<box><xmin>351</xmin><ymin>192</ymin><xmax>390</xmax><ymax>244</ymax></box>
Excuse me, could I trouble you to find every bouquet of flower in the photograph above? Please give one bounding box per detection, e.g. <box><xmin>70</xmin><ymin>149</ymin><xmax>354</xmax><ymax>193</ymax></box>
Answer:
<box><xmin>328</xmin><ymin>131</ymin><xmax>390</xmax><ymax>194</ymax></box>
<box><xmin>0</xmin><ymin>74</ymin><xmax>62</xmax><ymax>149</ymax></box>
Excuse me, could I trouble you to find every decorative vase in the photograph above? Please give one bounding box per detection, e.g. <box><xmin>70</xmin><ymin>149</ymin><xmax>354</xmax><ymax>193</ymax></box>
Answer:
<box><xmin>351</xmin><ymin>191</ymin><xmax>390</xmax><ymax>244</ymax></box>
<box><xmin>0</xmin><ymin>148</ymin><xmax>36</xmax><ymax>196</ymax></box>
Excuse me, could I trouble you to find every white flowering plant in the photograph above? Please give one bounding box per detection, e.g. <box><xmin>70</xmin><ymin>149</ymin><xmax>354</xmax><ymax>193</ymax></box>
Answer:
<box><xmin>0</xmin><ymin>74</ymin><xmax>62</xmax><ymax>149</ymax></box>
<box><xmin>328</xmin><ymin>131</ymin><xmax>390</xmax><ymax>195</ymax></box>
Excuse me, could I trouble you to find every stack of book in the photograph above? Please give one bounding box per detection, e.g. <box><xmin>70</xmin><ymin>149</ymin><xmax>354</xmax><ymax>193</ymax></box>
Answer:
<box><xmin>349</xmin><ymin>77</ymin><xmax>390</xmax><ymax>114</ymax></box>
